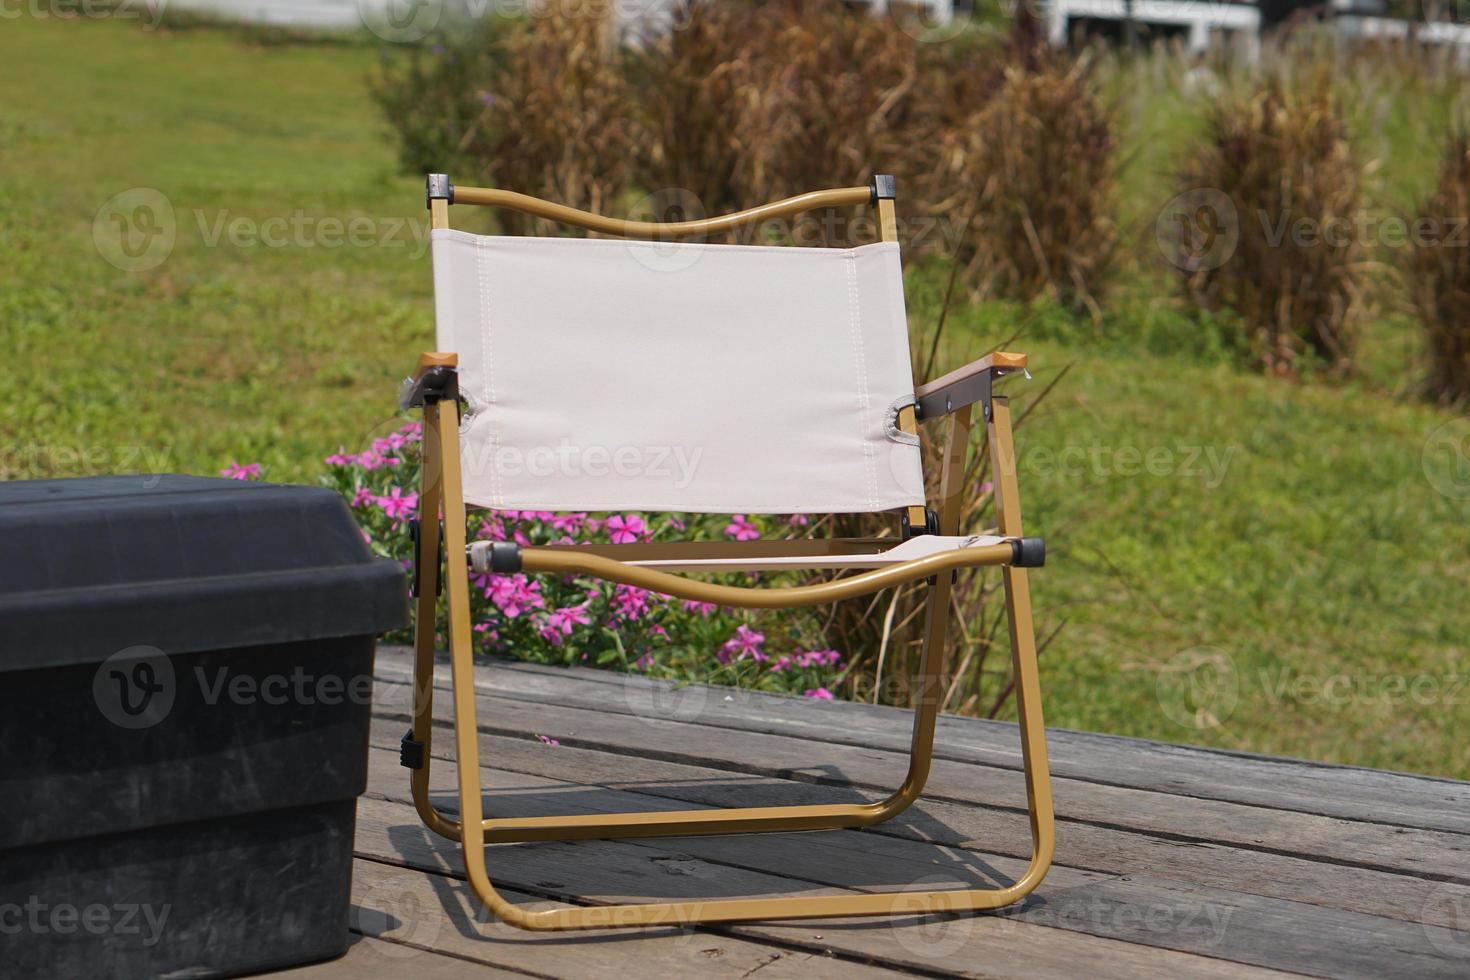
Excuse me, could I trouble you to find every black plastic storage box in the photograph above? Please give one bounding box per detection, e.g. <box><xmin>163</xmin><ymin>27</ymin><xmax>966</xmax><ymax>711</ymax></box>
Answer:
<box><xmin>0</xmin><ymin>475</ymin><xmax>408</xmax><ymax>978</ymax></box>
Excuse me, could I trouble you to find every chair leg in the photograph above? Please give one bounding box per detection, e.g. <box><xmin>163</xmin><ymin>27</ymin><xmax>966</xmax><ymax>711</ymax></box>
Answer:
<box><xmin>405</xmin><ymin>394</ymin><xmax>955</xmax><ymax>844</ymax></box>
<box><xmin>411</xmin><ymin>570</ymin><xmax>951</xmax><ymax>843</ymax></box>
<box><xmin>426</xmin><ymin>393</ymin><xmax>1055</xmax><ymax>930</ymax></box>
<box><xmin>406</xmin><ymin>402</ymin><xmax>461</xmax><ymax>841</ymax></box>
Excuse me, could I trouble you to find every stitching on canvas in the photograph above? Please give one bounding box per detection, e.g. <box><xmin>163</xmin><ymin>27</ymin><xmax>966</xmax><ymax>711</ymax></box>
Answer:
<box><xmin>845</xmin><ymin>251</ymin><xmax>878</xmax><ymax>511</ymax></box>
<box><xmin>475</xmin><ymin>235</ymin><xmax>501</xmax><ymax>507</ymax></box>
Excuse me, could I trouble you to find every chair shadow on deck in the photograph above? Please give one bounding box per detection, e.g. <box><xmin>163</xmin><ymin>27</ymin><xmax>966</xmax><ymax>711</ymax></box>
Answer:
<box><xmin>372</xmin><ymin>766</ymin><xmax>1050</xmax><ymax>947</ymax></box>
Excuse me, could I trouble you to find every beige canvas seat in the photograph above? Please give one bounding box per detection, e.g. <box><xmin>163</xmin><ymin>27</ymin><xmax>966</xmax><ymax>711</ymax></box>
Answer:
<box><xmin>399</xmin><ymin>172</ymin><xmax>1056</xmax><ymax>931</ymax></box>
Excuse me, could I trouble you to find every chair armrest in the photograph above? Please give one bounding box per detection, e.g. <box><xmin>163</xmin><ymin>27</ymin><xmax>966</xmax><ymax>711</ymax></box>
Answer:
<box><xmin>470</xmin><ymin>537</ymin><xmax>1039</xmax><ymax>610</ymax></box>
<box><xmin>914</xmin><ymin>351</ymin><xmax>1028</xmax><ymax>420</ymax></box>
<box><xmin>399</xmin><ymin>352</ymin><xmax>459</xmax><ymax>410</ymax></box>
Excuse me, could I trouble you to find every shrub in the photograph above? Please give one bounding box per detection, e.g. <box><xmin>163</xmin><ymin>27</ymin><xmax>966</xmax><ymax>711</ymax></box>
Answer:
<box><xmin>946</xmin><ymin>50</ymin><xmax>1120</xmax><ymax>315</ymax></box>
<box><xmin>368</xmin><ymin>19</ymin><xmax>515</xmax><ymax>181</ymax></box>
<box><xmin>630</xmin><ymin>0</ymin><xmax>936</xmax><ymax>245</ymax></box>
<box><xmin>319</xmin><ymin>422</ymin><xmax>849</xmax><ymax>698</ymax></box>
<box><xmin>371</xmin><ymin>3</ymin><xmax>639</xmax><ymax>230</ymax></box>
<box><xmin>476</xmin><ymin>0</ymin><xmax>640</xmax><ymax>224</ymax></box>
<box><xmin>1407</xmin><ymin>132</ymin><xmax>1470</xmax><ymax>406</ymax></box>
<box><xmin>1176</xmin><ymin>65</ymin><xmax>1364</xmax><ymax>375</ymax></box>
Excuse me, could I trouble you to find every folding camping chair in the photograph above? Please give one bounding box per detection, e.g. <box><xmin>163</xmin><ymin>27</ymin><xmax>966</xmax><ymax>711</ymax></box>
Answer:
<box><xmin>399</xmin><ymin>172</ymin><xmax>1055</xmax><ymax>931</ymax></box>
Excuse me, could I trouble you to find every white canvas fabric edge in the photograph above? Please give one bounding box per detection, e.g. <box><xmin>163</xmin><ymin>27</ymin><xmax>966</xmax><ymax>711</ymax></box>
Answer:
<box><xmin>430</xmin><ymin>229</ymin><xmax>926</xmax><ymax>514</ymax></box>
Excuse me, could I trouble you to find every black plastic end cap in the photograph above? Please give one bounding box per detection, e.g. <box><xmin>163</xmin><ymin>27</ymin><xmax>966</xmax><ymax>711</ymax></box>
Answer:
<box><xmin>489</xmin><ymin>541</ymin><xmax>523</xmax><ymax>574</ymax></box>
<box><xmin>400</xmin><ymin>729</ymin><xmax>425</xmax><ymax>770</ymax></box>
<box><xmin>870</xmin><ymin>173</ymin><xmax>897</xmax><ymax>203</ymax></box>
<box><xmin>426</xmin><ymin>173</ymin><xmax>453</xmax><ymax>208</ymax></box>
<box><xmin>1011</xmin><ymin>537</ymin><xmax>1046</xmax><ymax>568</ymax></box>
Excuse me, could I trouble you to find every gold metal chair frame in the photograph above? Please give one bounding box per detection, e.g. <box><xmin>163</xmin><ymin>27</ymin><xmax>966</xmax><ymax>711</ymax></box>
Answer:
<box><xmin>402</xmin><ymin>173</ymin><xmax>1056</xmax><ymax>931</ymax></box>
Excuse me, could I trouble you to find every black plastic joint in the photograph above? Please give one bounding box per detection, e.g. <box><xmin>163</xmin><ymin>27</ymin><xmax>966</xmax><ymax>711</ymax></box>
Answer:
<box><xmin>399</xmin><ymin>365</ymin><xmax>458</xmax><ymax>410</ymax></box>
<box><xmin>870</xmin><ymin>173</ymin><xmax>897</xmax><ymax>203</ymax></box>
<box><xmin>400</xmin><ymin>728</ymin><xmax>425</xmax><ymax>770</ymax></box>
<box><xmin>426</xmin><ymin>173</ymin><xmax>453</xmax><ymax>208</ymax></box>
<box><xmin>488</xmin><ymin>542</ymin><xmax>523</xmax><ymax>574</ymax></box>
<box><xmin>1010</xmin><ymin>537</ymin><xmax>1046</xmax><ymax>568</ymax></box>
<box><xmin>903</xmin><ymin>507</ymin><xmax>940</xmax><ymax>539</ymax></box>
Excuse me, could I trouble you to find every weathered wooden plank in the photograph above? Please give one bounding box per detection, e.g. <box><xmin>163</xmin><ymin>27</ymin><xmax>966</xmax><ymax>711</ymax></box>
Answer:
<box><xmin>369</xmin><ymin>675</ymin><xmax>1470</xmax><ymax>886</ymax></box>
<box><xmin>363</xmin><ymin>723</ymin><xmax>1470</xmax><ymax>932</ymax></box>
<box><xmin>362</xmin><ymin>742</ymin><xmax>1470</xmax><ymax>979</ymax></box>
<box><xmin>271</xmin><ymin>936</ymin><xmax>529</xmax><ymax>978</ymax></box>
<box><xmin>346</xmin><ymin>848</ymin><xmax>881</xmax><ymax>979</ymax></box>
<box><xmin>352</xmin><ymin>797</ymin><xmax>1301</xmax><ymax>980</ymax></box>
<box><xmin>375</xmin><ymin>649</ymin><xmax>1470</xmax><ymax>836</ymax></box>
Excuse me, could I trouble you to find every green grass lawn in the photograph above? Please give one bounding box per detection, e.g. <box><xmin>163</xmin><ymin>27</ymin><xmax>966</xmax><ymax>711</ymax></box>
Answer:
<box><xmin>3</xmin><ymin>16</ymin><xmax>1468</xmax><ymax>778</ymax></box>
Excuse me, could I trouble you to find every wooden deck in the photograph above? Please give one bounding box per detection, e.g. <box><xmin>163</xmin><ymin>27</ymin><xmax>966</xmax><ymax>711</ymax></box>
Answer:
<box><xmin>284</xmin><ymin>644</ymin><xmax>1470</xmax><ymax>978</ymax></box>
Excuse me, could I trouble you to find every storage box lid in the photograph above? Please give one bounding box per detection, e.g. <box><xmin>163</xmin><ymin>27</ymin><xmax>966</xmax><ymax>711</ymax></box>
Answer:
<box><xmin>0</xmin><ymin>475</ymin><xmax>409</xmax><ymax>671</ymax></box>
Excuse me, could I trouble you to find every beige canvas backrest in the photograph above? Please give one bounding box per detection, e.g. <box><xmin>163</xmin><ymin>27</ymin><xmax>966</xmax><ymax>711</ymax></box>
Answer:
<box><xmin>429</xmin><ymin>229</ymin><xmax>925</xmax><ymax>514</ymax></box>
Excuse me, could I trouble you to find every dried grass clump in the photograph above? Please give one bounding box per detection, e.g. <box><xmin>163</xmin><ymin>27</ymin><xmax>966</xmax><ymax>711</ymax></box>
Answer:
<box><xmin>477</xmin><ymin>0</ymin><xmax>640</xmax><ymax>228</ymax></box>
<box><xmin>1178</xmin><ymin>67</ymin><xmax>1365</xmax><ymax>374</ymax></box>
<box><xmin>632</xmin><ymin>0</ymin><xmax>931</xmax><ymax>245</ymax></box>
<box><xmin>937</xmin><ymin>46</ymin><xmax>1120</xmax><ymax>315</ymax></box>
<box><xmin>1408</xmin><ymin>133</ymin><xmax>1470</xmax><ymax>405</ymax></box>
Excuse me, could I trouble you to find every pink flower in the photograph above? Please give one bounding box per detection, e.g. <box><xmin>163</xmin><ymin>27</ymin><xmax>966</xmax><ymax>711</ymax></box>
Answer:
<box><xmin>351</xmin><ymin>486</ymin><xmax>375</xmax><ymax>508</ymax></box>
<box><xmin>724</xmin><ymin>514</ymin><xmax>760</xmax><ymax>541</ymax></box>
<box><xmin>375</xmin><ymin>486</ymin><xmax>419</xmax><ymax>522</ymax></box>
<box><xmin>634</xmin><ymin>654</ymin><xmax>655</xmax><ymax>670</ymax></box>
<box><xmin>544</xmin><ymin>604</ymin><xmax>593</xmax><ymax>637</ymax></box>
<box><xmin>719</xmin><ymin>624</ymin><xmax>766</xmax><ymax>663</ymax></box>
<box><xmin>612</xmin><ymin>585</ymin><xmax>650</xmax><ymax>620</ymax></box>
<box><xmin>324</xmin><ymin>450</ymin><xmax>353</xmax><ymax>466</ymax></box>
<box><xmin>787</xmin><ymin>514</ymin><xmax>810</xmax><ymax>527</ymax></box>
<box><xmin>682</xmin><ymin>599</ymin><xmax>718</xmax><ymax>617</ymax></box>
<box><xmin>805</xmin><ymin>687</ymin><xmax>835</xmax><ymax>701</ymax></box>
<box><xmin>978</xmin><ymin>481</ymin><xmax>994</xmax><ymax>495</ymax></box>
<box><xmin>536</xmin><ymin>734</ymin><xmax>560</xmax><ymax>746</ymax></box>
<box><xmin>486</xmin><ymin>574</ymin><xmax>544</xmax><ymax>618</ymax></box>
<box><xmin>796</xmin><ymin>649</ymin><xmax>843</xmax><ymax>669</ymax></box>
<box><xmin>221</xmin><ymin>462</ymin><xmax>262</xmax><ymax>480</ymax></box>
<box><xmin>356</xmin><ymin>450</ymin><xmax>392</xmax><ymax>472</ymax></box>
<box><xmin>551</xmin><ymin>513</ymin><xmax>587</xmax><ymax>533</ymax></box>
<box><xmin>606</xmin><ymin>514</ymin><xmax>647</xmax><ymax>544</ymax></box>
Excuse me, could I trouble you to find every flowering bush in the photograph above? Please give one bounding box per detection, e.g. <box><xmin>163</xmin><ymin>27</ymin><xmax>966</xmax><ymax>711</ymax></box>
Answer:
<box><xmin>313</xmin><ymin>421</ymin><xmax>847</xmax><ymax>698</ymax></box>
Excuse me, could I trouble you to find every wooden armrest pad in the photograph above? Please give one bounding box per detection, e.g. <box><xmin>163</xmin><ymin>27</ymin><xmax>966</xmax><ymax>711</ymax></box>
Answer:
<box><xmin>915</xmin><ymin>351</ymin><xmax>1027</xmax><ymax>398</ymax></box>
<box><xmin>414</xmin><ymin>351</ymin><xmax>458</xmax><ymax>379</ymax></box>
